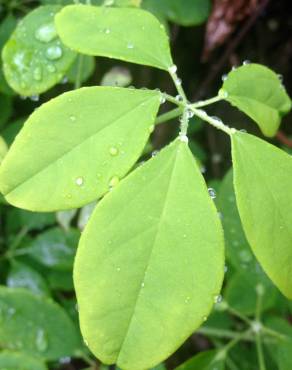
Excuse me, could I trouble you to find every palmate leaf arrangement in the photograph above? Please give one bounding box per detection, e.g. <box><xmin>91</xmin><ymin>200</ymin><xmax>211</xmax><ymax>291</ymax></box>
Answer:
<box><xmin>0</xmin><ymin>2</ymin><xmax>292</xmax><ymax>370</ymax></box>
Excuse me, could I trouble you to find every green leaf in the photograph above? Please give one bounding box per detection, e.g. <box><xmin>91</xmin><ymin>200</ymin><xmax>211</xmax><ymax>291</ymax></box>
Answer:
<box><xmin>28</xmin><ymin>227</ymin><xmax>79</xmax><ymax>271</ymax></box>
<box><xmin>1</xmin><ymin>118</ymin><xmax>25</xmax><ymax>146</ymax></box>
<box><xmin>142</xmin><ymin>0</ymin><xmax>211</xmax><ymax>26</ymax></box>
<box><xmin>2</xmin><ymin>6</ymin><xmax>76</xmax><ymax>96</ymax></box>
<box><xmin>55</xmin><ymin>4</ymin><xmax>173</xmax><ymax>71</ymax></box>
<box><xmin>0</xmin><ymin>87</ymin><xmax>161</xmax><ymax>211</ymax></box>
<box><xmin>74</xmin><ymin>139</ymin><xmax>224</xmax><ymax>369</ymax></box>
<box><xmin>265</xmin><ymin>317</ymin><xmax>292</xmax><ymax>370</ymax></box>
<box><xmin>0</xmin><ymin>350</ymin><xmax>47</xmax><ymax>370</ymax></box>
<box><xmin>47</xmin><ymin>269</ymin><xmax>74</xmax><ymax>291</ymax></box>
<box><xmin>7</xmin><ymin>261</ymin><xmax>50</xmax><ymax>297</ymax></box>
<box><xmin>232</xmin><ymin>131</ymin><xmax>292</xmax><ymax>298</ymax></box>
<box><xmin>221</xmin><ymin>64</ymin><xmax>291</xmax><ymax>137</ymax></box>
<box><xmin>175</xmin><ymin>350</ymin><xmax>224</xmax><ymax>370</ymax></box>
<box><xmin>78</xmin><ymin>201</ymin><xmax>97</xmax><ymax>230</ymax></box>
<box><xmin>66</xmin><ymin>55</ymin><xmax>95</xmax><ymax>85</ymax></box>
<box><xmin>5</xmin><ymin>209</ymin><xmax>55</xmax><ymax>234</ymax></box>
<box><xmin>0</xmin><ymin>287</ymin><xmax>80</xmax><ymax>360</ymax></box>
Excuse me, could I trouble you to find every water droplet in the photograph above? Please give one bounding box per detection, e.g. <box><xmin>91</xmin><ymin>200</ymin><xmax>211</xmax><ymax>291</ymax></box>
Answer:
<box><xmin>109</xmin><ymin>176</ymin><xmax>120</xmax><ymax>189</ymax></box>
<box><xmin>179</xmin><ymin>134</ymin><xmax>188</xmax><ymax>143</ymax></box>
<box><xmin>46</xmin><ymin>45</ymin><xmax>62</xmax><ymax>60</ymax></box>
<box><xmin>70</xmin><ymin>115</ymin><xmax>76</xmax><ymax>122</ymax></box>
<box><xmin>47</xmin><ymin>64</ymin><xmax>56</xmax><ymax>73</ymax></box>
<box><xmin>185</xmin><ymin>296</ymin><xmax>190</xmax><ymax>303</ymax></box>
<box><xmin>160</xmin><ymin>94</ymin><xmax>166</xmax><ymax>104</ymax></box>
<box><xmin>278</xmin><ymin>74</ymin><xmax>283</xmax><ymax>82</ymax></box>
<box><xmin>151</xmin><ymin>150</ymin><xmax>159</xmax><ymax>157</ymax></box>
<box><xmin>203</xmin><ymin>316</ymin><xmax>207</xmax><ymax>322</ymax></box>
<box><xmin>149</xmin><ymin>124</ymin><xmax>155</xmax><ymax>133</ymax></box>
<box><xmin>239</xmin><ymin>250</ymin><xmax>252</xmax><ymax>263</ymax></box>
<box><xmin>175</xmin><ymin>95</ymin><xmax>183</xmax><ymax>102</ymax></box>
<box><xmin>221</xmin><ymin>74</ymin><xmax>228</xmax><ymax>82</ymax></box>
<box><xmin>61</xmin><ymin>76</ymin><xmax>68</xmax><ymax>84</ymax></box>
<box><xmin>127</xmin><ymin>42</ymin><xmax>134</xmax><ymax>49</ymax></box>
<box><xmin>232</xmin><ymin>66</ymin><xmax>237</xmax><ymax>71</ymax></box>
<box><xmin>30</xmin><ymin>95</ymin><xmax>39</xmax><ymax>102</ymax></box>
<box><xmin>168</xmin><ymin>65</ymin><xmax>177</xmax><ymax>74</ymax></box>
<box><xmin>109</xmin><ymin>147</ymin><xmax>119</xmax><ymax>156</ymax></box>
<box><xmin>117</xmin><ymin>267</ymin><xmax>121</xmax><ymax>272</ymax></box>
<box><xmin>208</xmin><ymin>188</ymin><xmax>216</xmax><ymax>199</ymax></box>
<box><xmin>7</xmin><ymin>307</ymin><xmax>16</xmax><ymax>318</ymax></box>
<box><xmin>175</xmin><ymin>77</ymin><xmax>182</xmax><ymax>85</ymax></box>
<box><xmin>141</xmin><ymin>282</ymin><xmax>145</xmax><ymax>288</ymax></box>
<box><xmin>211</xmin><ymin>116</ymin><xmax>223</xmax><ymax>126</ymax></box>
<box><xmin>219</xmin><ymin>89</ymin><xmax>228</xmax><ymax>98</ymax></box>
<box><xmin>240</xmin><ymin>129</ymin><xmax>247</xmax><ymax>133</ymax></box>
<box><xmin>186</xmin><ymin>109</ymin><xmax>194</xmax><ymax>119</ymax></box>
<box><xmin>214</xmin><ymin>294</ymin><xmax>222</xmax><ymax>304</ymax></box>
<box><xmin>75</xmin><ymin>177</ymin><xmax>84</xmax><ymax>186</ymax></box>
<box><xmin>251</xmin><ymin>321</ymin><xmax>262</xmax><ymax>333</ymax></box>
<box><xmin>33</xmin><ymin>66</ymin><xmax>42</xmax><ymax>81</ymax></box>
<box><xmin>224</xmin><ymin>265</ymin><xmax>228</xmax><ymax>273</ymax></box>
<box><xmin>35</xmin><ymin>328</ymin><xmax>48</xmax><ymax>352</ymax></box>
<box><xmin>243</xmin><ymin>59</ymin><xmax>251</xmax><ymax>65</ymax></box>
<box><xmin>84</xmin><ymin>339</ymin><xmax>89</xmax><ymax>346</ymax></box>
<box><xmin>35</xmin><ymin>23</ymin><xmax>57</xmax><ymax>43</ymax></box>
<box><xmin>105</xmin><ymin>28</ymin><xmax>111</xmax><ymax>34</ymax></box>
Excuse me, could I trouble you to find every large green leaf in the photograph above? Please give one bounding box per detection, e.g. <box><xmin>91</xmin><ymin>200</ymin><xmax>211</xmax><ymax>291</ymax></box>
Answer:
<box><xmin>142</xmin><ymin>0</ymin><xmax>210</xmax><ymax>26</ymax></box>
<box><xmin>175</xmin><ymin>350</ymin><xmax>224</xmax><ymax>370</ymax></box>
<box><xmin>221</xmin><ymin>64</ymin><xmax>291</xmax><ymax>137</ymax></box>
<box><xmin>0</xmin><ymin>351</ymin><xmax>47</xmax><ymax>370</ymax></box>
<box><xmin>27</xmin><ymin>227</ymin><xmax>79</xmax><ymax>271</ymax></box>
<box><xmin>0</xmin><ymin>87</ymin><xmax>161</xmax><ymax>211</ymax></box>
<box><xmin>55</xmin><ymin>4</ymin><xmax>173</xmax><ymax>70</ymax></box>
<box><xmin>74</xmin><ymin>139</ymin><xmax>224</xmax><ymax>369</ymax></box>
<box><xmin>232</xmin><ymin>131</ymin><xmax>292</xmax><ymax>298</ymax></box>
<box><xmin>2</xmin><ymin>6</ymin><xmax>76</xmax><ymax>96</ymax></box>
<box><xmin>0</xmin><ymin>287</ymin><xmax>80</xmax><ymax>360</ymax></box>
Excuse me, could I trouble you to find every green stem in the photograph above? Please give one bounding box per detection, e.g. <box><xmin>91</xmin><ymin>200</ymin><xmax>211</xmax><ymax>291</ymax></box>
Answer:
<box><xmin>168</xmin><ymin>67</ymin><xmax>187</xmax><ymax>103</ymax></box>
<box><xmin>261</xmin><ymin>326</ymin><xmax>287</xmax><ymax>341</ymax></box>
<box><xmin>190</xmin><ymin>106</ymin><xmax>235</xmax><ymax>135</ymax></box>
<box><xmin>197</xmin><ymin>327</ymin><xmax>253</xmax><ymax>342</ymax></box>
<box><xmin>155</xmin><ymin>107</ymin><xmax>182</xmax><ymax>125</ymax></box>
<box><xmin>191</xmin><ymin>95</ymin><xmax>222</xmax><ymax>108</ymax></box>
<box><xmin>164</xmin><ymin>93</ymin><xmax>185</xmax><ymax>107</ymax></box>
<box><xmin>227</xmin><ymin>306</ymin><xmax>252</xmax><ymax>326</ymax></box>
<box><xmin>9</xmin><ymin>226</ymin><xmax>29</xmax><ymax>252</ymax></box>
<box><xmin>256</xmin><ymin>333</ymin><xmax>266</xmax><ymax>370</ymax></box>
<box><xmin>75</xmin><ymin>54</ymin><xmax>84</xmax><ymax>90</ymax></box>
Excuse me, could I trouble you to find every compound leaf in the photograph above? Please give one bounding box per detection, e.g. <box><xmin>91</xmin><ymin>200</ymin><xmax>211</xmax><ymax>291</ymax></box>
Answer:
<box><xmin>0</xmin><ymin>287</ymin><xmax>80</xmax><ymax>360</ymax></box>
<box><xmin>55</xmin><ymin>4</ymin><xmax>173</xmax><ymax>71</ymax></box>
<box><xmin>2</xmin><ymin>6</ymin><xmax>76</xmax><ymax>96</ymax></box>
<box><xmin>232</xmin><ymin>131</ymin><xmax>292</xmax><ymax>298</ymax></box>
<box><xmin>0</xmin><ymin>87</ymin><xmax>161</xmax><ymax>211</ymax></box>
<box><xmin>74</xmin><ymin>139</ymin><xmax>224</xmax><ymax>369</ymax></box>
<box><xmin>221</xmin><ymin>64</ymin><xmax>291</xmax><ymax>137</ymax></box>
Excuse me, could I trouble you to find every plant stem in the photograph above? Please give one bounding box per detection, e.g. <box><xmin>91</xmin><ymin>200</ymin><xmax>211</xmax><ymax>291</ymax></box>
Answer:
<box><xmin>256</xmin><ymin>333</ymin><xmax>266</xmax><ymax>370</ymax></box>
<box><xmin>155</xmin><ymin>107</ymin><xmax>183</xmax><ymax>125</ymax></box>
<box><xmin>75</xmin><ymin>55</ymin><xmax>84</xmax><ymax>90</ymax></box>
<box><xmin>261</xmin><ymin>326</ymin><xmax>287</xmax><ymax>340</ymax></box>
<box><xmin>168</xmin><ymin>68</ymin><xmax>187</xmax><ymax>103</ymax></box>
<box><xmin>9</xmin><ymin>226</ymin><xmax>29</xmax><ymax>252</ymax></box>
<box><xmin>197</xmin><ymin>327</ymin><xmax>253</xmax><ymax>342</ymax></box>
<box><xmin>227</xmin><ymin>306</ymin><xmax>253</xmax><ymax>326</ymax></box>
<box><xmin>164</xmin><ymin>93</ymin><xmax>185</xmax><ymax>107</ymax></box>
<box><xmin>189</xmin><ymin>106</ymin><xmax>235</xmax><ymax>135</ymax></box>
<box><xmin>191</xmin><ymin>95</ymin><xmax>222</xmax><ymax>108</ymax></box>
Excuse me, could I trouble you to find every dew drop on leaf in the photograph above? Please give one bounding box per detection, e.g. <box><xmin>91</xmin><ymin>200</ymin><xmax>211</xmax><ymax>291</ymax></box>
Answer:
<box><xmin>109</xmin><ymin>176</ymin><xmax>120</xmax><ymax>189</ymax></box>
<box><xmin>168</xmin><ymin>64</ymin><xmax>177</xmax><ymax>74</ymax></box>
<box><xmin>75</xmin><ymin>177</ymin><xmax>84</xmax><ymax>186</ymax></box>
<box><xmin>35</xmin><ymin>23</ymin><xmax>57</xmax><ymax>43</ymax></box>
<box><xmin>47</xmin><ymin>64</ymin><xmax>56</xmax><ymax>73</ymax></box>
<box><xmin>33</xmin><ymin>66</ymin><xmax>42</xmax><ymax>81</ymax></box>
<box><xmin>35</xmin><ymin>328</ymin><xmax>48</xmax><ymax>352</ymax></box>
<box><xmin>127</xmin><ymin>42</ymin><xmax>134</xmax><ymax>49</ymax></box>
<box><xmin>208</xmin><ymin>188</ymin><xmax>216</xmax><ymax>199</ymax></box>
<box><xmin>46</xmin><ymin>45</ymin><xmax>63</xmax><ymax>60</ymax></box>
<box><xmin>109</xmin><ymin>147</ymin><xmax>119</xmax><ymax>156</ymax></box>
<box><xmin>69</xmin><ymin>115</ymin><xmax>76</xmax><ymax>122</ymax></box>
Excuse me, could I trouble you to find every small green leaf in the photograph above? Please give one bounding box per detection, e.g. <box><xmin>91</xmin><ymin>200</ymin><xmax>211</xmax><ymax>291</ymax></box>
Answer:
<box><xmin>175</xmin><ymin>350</ymin><xmax>225</xmax><ymax>370</ymax></box>
<box><xmin>7</xmin><ymin>261</ymin><xmax>50</xmax><ymax>297</ymax></box>
<box><xmin>0</xmin><ymin>87</ymin><xmax>161</xmax><ymax>211</ymax></box>
<box><xmin>0</xmin><ymin>287</ymin><xmax>80</xmax><ymax>360</ymax></box>
<box><xmin>0</xmin><ymin>350</ymin><xmax>47</xmax><ymax>370</ymax></box>
<box><xmin>142</xmin><ymin>0</ymin><xmax>211</xmax><ymax>26</ymax></box>
<box><xmin>232</xmin><ymin>131</ymin><xmax>292</xmax><ymax>298</ymax></box>
<box><xmin>55</xmin><ymin>4</ymin><xmax>173</xmax><ymax>70</ymax></box>
<box><xmin>2</xmin><ymin>6</ymin><xmax>76</xmax><ymax>96</ymax></box>
<box><xmin>74</xmin><ymin>139</ymin><xmax>224</xmax><ymax>369</ymax></box>
<box><xmin>221</xmin><ymin>64</ymin><xmax>291</xmax><ymax>137</ymax></box>
<box><xmin>28</xmin><ymin>227</ymin><xmax>79</xmax><ymax>271</ymax></box>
